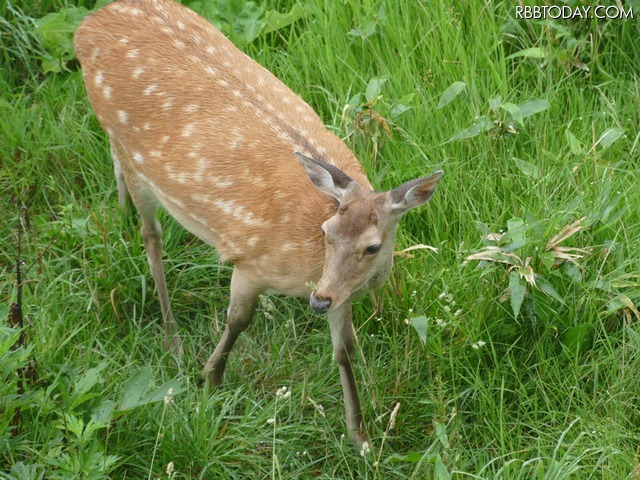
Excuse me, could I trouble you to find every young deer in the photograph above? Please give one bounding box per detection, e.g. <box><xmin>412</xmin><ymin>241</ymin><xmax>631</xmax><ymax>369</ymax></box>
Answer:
<box><xmin>74</xmin><ymin>0</ymin><xmax>442</xmax><ymax>445</ymax></box>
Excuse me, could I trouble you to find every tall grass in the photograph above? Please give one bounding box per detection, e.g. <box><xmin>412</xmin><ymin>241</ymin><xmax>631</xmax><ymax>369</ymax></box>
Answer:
<box><xmin>1</xmin><ymin>0</ymin><xmax>639</xmax><ymax>478</ymax></box>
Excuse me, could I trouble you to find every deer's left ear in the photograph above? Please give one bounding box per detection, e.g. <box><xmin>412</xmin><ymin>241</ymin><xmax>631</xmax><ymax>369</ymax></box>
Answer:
<box><xmin>295</xmin><ymin>152</ymin><xmax>354</xmax><ymax>203</ymax></box>
<box><xmin>389</xmin><ymin>170</ymin><xmax>444</xmax><ymax>215</ymax></box>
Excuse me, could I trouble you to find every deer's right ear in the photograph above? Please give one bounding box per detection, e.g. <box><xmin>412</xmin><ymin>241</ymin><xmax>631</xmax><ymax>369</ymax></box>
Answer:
<box><xmin>295</xmin><ymin>152</ymin><xmax>354</xmax><ymax>202</ymax></box>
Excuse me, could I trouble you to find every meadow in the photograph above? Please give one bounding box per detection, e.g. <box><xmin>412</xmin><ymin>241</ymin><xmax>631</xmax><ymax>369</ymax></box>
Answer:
<box><xmin>1</xmin><ymin>0</ymin><xmax>639</xmax><ymax>478</ymax></box>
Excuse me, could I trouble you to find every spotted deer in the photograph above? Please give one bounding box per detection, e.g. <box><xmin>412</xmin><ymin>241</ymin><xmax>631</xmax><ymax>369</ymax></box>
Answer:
<box><xmin>74</xmin><ymin>0</ymin><xmax>442</xmax><ymax>446</ymax></box>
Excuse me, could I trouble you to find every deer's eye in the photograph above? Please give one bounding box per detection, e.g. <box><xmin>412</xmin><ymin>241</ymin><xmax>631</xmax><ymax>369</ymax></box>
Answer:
<box><xmin>364</xmin><ymin>244</ymin><xmax>382</xmax><ymax>255</ymax></box>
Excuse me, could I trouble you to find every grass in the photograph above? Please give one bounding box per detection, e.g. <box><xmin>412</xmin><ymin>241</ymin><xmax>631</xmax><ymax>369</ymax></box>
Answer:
<box><xmin>1</xmin><ymin>0</ymin><xmax>640</xmax><ymax>478</ymax></box>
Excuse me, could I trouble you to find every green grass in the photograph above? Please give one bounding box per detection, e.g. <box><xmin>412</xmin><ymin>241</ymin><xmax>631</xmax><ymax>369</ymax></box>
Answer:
<box><xmin>2</xmin><ymin>0</ymin><xmax>640</xmax><ymax>478</ymax></box>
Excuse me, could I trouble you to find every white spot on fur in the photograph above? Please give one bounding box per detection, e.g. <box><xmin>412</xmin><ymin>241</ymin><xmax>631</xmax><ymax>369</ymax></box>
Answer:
<box><xmin>144</xmin><ymin>84</ymin><xmax>158</xmax><ymax>96</ymax></box>
<box><xmin>206</xmin><ymin>46</ymin><xmax>216</xmax><ymax>55</ymax></box>
<box><xmin>191</xmin><ymin>193</ymin><xmax>212</xmax><ymax>203</ymax></box>
<box><xmin>182</xmin><ymin>124</ymin><xmax>195</xmax><ymax>137</ymax></box>
<box><xmin>172</xmin><ymin>39</ymin><xmax>186</xmax><ymax>50</ymax></box>
<box><xmin>161</xmin><ymin>135</ymin><xmax>170</xmax><ymax>144</ymax></box>
<box><xmin>149</xmin><ymin>151</ymin><xmax>161</xmax><ymax>158</ymax></box>
<box><xmin>281</xmin><ymin>243</ymin><xmax>296</xmax><ymax>252</ymax></box>
<box><xmin>132</xmin><ymin>66</ymin><xmax>145</xmax><ymax>79</ymax></box>
<box><xmin>214</xmin><ymin>199</ymin><xmax>263</xmax><ymax>226</ymax></box>
<box><xmin>103</xmin><ymin>86</ymin><xmax>112</xmax><ymax>99</ymax></box>
<box><xmin>133</xmin><ymin>152</ymin><xmax>144</xmax><ymax>164</ymax></box>
<box><xmin>119</xmin><ymin>37</ymin><xmax>130</xmax><ymax>45</ymax></box>
<box><xmin>126</xmin><ymin>49</ymin><xmax>140</xmax><ymax>59</ymax></box>
<box><xmin>185</xmin><ymin>104</ymin><xmax>199</xmax><ymax>113</ymax></box>
<box><xmin>143</xmin><ymin>122</ymin><xmax>152</xmax><ymax>130</ymax></box>
<box><xmin>247</xmin><ymin>237</ymin><xmax>259</xmax><ymax>248</ymax></box>
<box><xmin>162</xmin><ymin>100</ymin><xmax>174</xmax><ymax>110</ymax></box>
<box><xmin>117</xmin><ymin>110</ymin><xmax>128</xmax><ymax>125</ymax></box>
<box><xmin>174</xmin><ymin>172</ymin><xmax>190</xmax><ymax>184</ymax></box>
<box><xmin>94</xmin><ymin>71</ymin><xmax>104</xmax><ymax>87</ymax></box>
<box><xmin>217</xmin><ymin>79</ymin><xmax>229</xmax><ymax>88</ymax></box>
<box><xmin>176</xmin><ymin>20</ymin><xmax>186</xmax><ymax>30</ymax></box>
<box><xmin>205</xmin><ymin>66</ymin><xmax>217</xmax><ymax>76</ymax></box>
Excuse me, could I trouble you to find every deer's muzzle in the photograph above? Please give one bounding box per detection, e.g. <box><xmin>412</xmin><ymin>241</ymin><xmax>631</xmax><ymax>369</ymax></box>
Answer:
<box><xmin>310</xmin><ymin>291</ymin><xmax>332</xmax><ymax>314</ymax></box>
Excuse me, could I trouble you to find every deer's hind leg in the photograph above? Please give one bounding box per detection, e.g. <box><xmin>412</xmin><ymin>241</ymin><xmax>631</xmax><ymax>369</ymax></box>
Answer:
<box><xmin>111</xmin><ymin>142</ymin><xmax>183</xmax><ymax>361</ymax></box>
<box><xmin>110</xmin><ymin>142</ymin><xmax>130</xmax><ymax>211</ymax></box>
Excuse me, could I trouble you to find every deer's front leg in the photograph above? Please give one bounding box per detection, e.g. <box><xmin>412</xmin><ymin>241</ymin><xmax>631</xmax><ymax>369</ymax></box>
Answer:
<box><xmin>328</xmin><ymin>303</ymin><xmax>367</xmax><ymax>446</ymax></box>
<box><xmin>203</xmin><ymin>268</ymin><xmax>260</xmax><ymax>387</ymax></box>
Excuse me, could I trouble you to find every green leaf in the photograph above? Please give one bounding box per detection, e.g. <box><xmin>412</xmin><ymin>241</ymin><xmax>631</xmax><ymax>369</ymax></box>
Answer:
<box><xmin>560</xmin><ymin>324</ymin><xmax>592</xmax><ymax>355</ymax></box>
<box><xmin>597</xmin><ymin>128</ymin><xmax>624</xmax><ymax>149</ymax></box>
<box><xmin>434</xmin><ymin>421</ymin><xmax>448</xmax><ymax>448</ymax></box>
<box><xmin>436</xmin><ymin>81</ymin><xmax>466</xmax><ymax>109</ymax></box>
<box><xmin>506</xmin><ymin>47</ymin><xmax>546</xmax><ymax>60</ymax></box>
<box><xmin>261</xmin><ymin>3</ymin><xmax>308</xmax><ymax>36</ymax></box>
<box><xmin>539</xmin><ymin>251</ymin><xmax>556</xmax><ymax>271</ymax></box>
<box><xmin>500</xmin><ymin>102</ymin><xmax>523</xmax><ymax>125</ymax></box>
<box><xmin>118</xmin><ymin>368</ymin><xmax>152</xmax><ymax>411</ymax></box>
<box><xmin>390</xmin><ymin>93</ymin><xmax>415</xmax><ymax>117</ymax></box>
<box><xmin>366</xmin><ymin>77</ymin><xmax>386</xmax><ymax>101</ymax></box>
<box><xmin>505</xmin><ymin>217</ymin><xmax>526</xmax><ymax>246</ymax></box>
<box><xmin>348</xmin><ymin>20</ymin><xmax>378</xmax><ymax>39</ymax></box>
<box><xmin>435</xmin><ymin>456</ymin><xmax>451</xmax><ymax>480</ymax></box>
<box><xmin>409</xmin><ymin>316</ymin><xmax>429</xmax><ymax>345</ymax></box>
<box><xmin>565</xmin><ymin>129</ymin><xmax>582</xmax><ymax>155</ymax></box>
<box><xmin>513</xmin><ymin>157</ymin><xmax>541</xmax><ymax>178</ymax></box>
<box><xmin>537</xmin><ymin>277</ymin><xmax>566</xmax><ymax>305</ymax></box>
<box><xmin>92</xmin><ymin>399</ymin><xmax>115</xmax><ymax>424</ymax></box>
<box><xmin>509</xmin><ymin>271</ymin><xmax>526</xmax><ymax>319</ymax></box>
<box><xmin>71</xmin><ymin>362</ymin><xmax>108</xmax><ymax>409</ymax></box>
<box><xmin>488</xmin><ymin>96</ymin><xmax>502</xmax><ymax>111</ymax></box>
<box><xmin>385</xmin><ymin>451</ymin><xmax>429</xmax><ymax>464</ymax></box>
<box><xmin>117</xmin><ymin>368</ymin><xmax>182</xmax><ymax>413</ymax></box>
<box><xmin>35</xmin><ymin>6</ymin><xmax>90</xmax><ymax>73</ymax></box>
<box><xmin>518</xmin><ymin>99</ymin><xmax>550</xmax><ymax>118</ymax></box>
<box><xmin>449</xmin><ymin>115</ymin><xmax>494</xmax><ymax>141</ymax></box>
<box><xmin>145</xmin><ymin>379</ymin><xmax>182</xmax><ymax>404</ymax></box>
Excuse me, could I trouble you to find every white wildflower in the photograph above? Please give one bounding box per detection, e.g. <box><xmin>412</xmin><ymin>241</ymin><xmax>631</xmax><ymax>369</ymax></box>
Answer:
<box><xmin>360</xmin><ymin>441</ymin><xmax>371</xmax><ymax>457</ymax></box>
<box><xmin>163</xmin><ymin>387</ymin><xmax>174</xmax><ymax>406</ymax></box>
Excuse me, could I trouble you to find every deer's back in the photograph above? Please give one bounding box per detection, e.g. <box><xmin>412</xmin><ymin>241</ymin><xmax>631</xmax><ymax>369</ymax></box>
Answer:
<box><xmin>75</xmin><ymin>0</ymin><xmax>370</xmax><ymax>294</ymax></box>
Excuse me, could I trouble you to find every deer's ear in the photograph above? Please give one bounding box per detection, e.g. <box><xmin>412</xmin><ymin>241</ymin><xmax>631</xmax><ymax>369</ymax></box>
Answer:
<box><xmin>295</xmin><ymin>152</ymin><xmax>354</xmax><ymax>202</ymax></box>
<box><xmin>389</xmin><ymin>170</ymin><xmax>443</xmax><ymax>215</ymax></box>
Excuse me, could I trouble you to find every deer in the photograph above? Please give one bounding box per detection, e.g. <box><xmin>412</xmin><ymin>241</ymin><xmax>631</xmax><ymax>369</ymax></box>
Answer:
<box><xmin>74</xmin><ymin>0</ymin><xmax>443</xmax><ymax>447</ymax></box>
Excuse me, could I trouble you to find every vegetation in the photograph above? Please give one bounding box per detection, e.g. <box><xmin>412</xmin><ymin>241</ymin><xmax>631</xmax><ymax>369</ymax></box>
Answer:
<box><xmin>1</xmin><ymin>0</ymin><xmax>639</xmax><ymax>477</ymax></box>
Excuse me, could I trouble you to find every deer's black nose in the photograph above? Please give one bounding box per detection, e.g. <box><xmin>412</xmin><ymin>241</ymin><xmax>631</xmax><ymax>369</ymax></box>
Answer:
<box><xmin>310</xmin><ymin>291</ymin><xmax>332</xmax><ymax>314</ymax></box>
